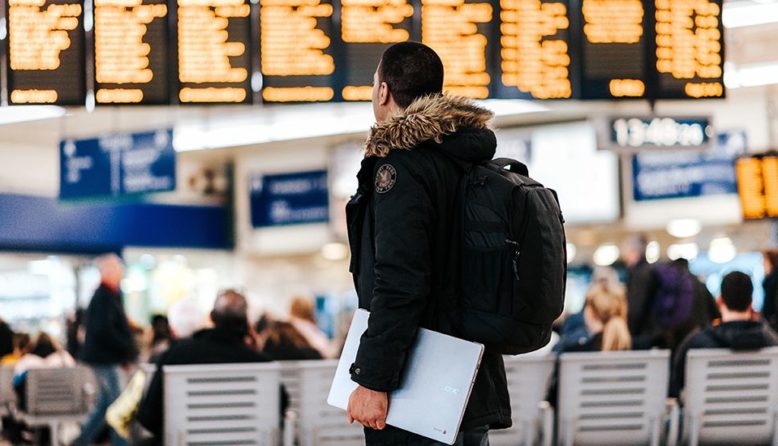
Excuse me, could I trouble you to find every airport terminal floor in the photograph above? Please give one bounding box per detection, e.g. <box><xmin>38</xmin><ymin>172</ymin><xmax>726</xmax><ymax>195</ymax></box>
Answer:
<box><xmin>1</xmin><ymin>0</ymin><xmax>778</xmax><ymax>444</ymax></box>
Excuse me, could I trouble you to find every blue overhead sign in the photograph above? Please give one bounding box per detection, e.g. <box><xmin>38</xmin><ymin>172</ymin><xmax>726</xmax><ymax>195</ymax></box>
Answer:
<box><xmin>60</xmin><ymin>129</ymin><xmax>176</xmax><ymax>200</ymax></box>
<box><xmin>250</xmin><ymin>170</ymin><xmax>329</xmax><ymax>228</ymax></box>
<box><xmin>632</xmin><ymin>131</ymin><xmax>746</xmax><ymax>202</ymax></box>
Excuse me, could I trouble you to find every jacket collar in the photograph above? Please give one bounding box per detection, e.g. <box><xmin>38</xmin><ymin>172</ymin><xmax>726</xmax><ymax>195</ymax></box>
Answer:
<box><xmin>364</xmin><ymin>94</ymin><xmax>494</xmax><ymax>158</ymax></box>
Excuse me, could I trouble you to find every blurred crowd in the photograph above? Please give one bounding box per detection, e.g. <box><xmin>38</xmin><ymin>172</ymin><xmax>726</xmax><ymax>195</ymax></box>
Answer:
<box><xmin>0</xmin><ymin>242</ymin><xmax>776</xmax><ymax>444</ymax></box>
<box><xmin>554</xmin><ymin>236</ymin><xmax>778</xmax><ymax>356</ymax></box>
<box><xmin>0</xmin><ymin>254</ymin><xmax>349</xmax><ymax>445</ymax></box>
<box><xmin>552</xmin><ymin>236</ymin><xmax>778</xmax><ymax>402</ymax></box>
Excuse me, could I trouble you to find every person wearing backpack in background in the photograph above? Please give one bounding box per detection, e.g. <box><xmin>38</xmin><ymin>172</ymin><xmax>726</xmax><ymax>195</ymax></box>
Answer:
<box><xmin>345</xmin><ymin>41</ymin><xmax>566</xmax><ymax>446</ymax></box>
<box><xmin>667</xmin><ymin>259</ymin><xmax>720</xmax><ymax>344</ymax></box>
<box><xmin>622</xmin><ymin>235</ymin><xmax>657</xmax><ymax>348</ymax></box>
<box><xmin>646</xmin><ymin>259</ymin><xmax>704</xmax><ymax>350</ymax></box>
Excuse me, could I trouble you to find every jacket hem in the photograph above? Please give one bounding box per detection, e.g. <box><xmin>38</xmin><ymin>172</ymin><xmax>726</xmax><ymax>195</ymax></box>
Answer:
<box><xmin>460</xmin><ymin>412</ymin><xmax>512</xmax><ymax>431</ymax></box>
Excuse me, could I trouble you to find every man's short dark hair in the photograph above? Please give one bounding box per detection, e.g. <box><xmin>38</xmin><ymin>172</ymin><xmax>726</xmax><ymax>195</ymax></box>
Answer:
<box><xmin>379</xmin><ymin>42</ymin><xmax>444</xmax><ymax>108</ymax></box>
<box><xmin>720</xmin><ymin>271</ymin><xmax>753</xmax><ymax>312</ymax></box>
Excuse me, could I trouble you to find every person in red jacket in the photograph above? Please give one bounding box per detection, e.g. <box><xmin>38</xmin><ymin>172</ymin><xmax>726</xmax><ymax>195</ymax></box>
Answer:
<box><xmin>74</xmin><ymin>254</ymin><xmax>138</xmax><ymax>446</ymax></box>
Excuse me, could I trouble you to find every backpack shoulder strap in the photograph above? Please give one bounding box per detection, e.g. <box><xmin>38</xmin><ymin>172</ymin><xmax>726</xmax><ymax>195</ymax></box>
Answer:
<box><xmin>492</xmin><ymin>158</ymin><xmax>529</xmax><ymax>176</ymax></box>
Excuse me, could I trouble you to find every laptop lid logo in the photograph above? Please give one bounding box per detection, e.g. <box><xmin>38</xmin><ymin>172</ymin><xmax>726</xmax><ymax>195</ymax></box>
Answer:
<box><xmin>443</xmin><ymin>386</ymin><xmax>460</xmax><ymax>395</ymax></box>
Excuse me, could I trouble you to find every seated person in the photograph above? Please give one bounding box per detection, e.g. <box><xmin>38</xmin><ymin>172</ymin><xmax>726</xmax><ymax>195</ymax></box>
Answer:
<box><xmin>13</xmin><ymin>332</ymin><xmax>76</xmax><ymax>409</ymax></box>
<box><xmin>555</xmin><ymin>267</ymin><xmax>626</xmax><ymax>352</ymax></box>
<box><xmin>670</xmin><ymin>271</ymin><xmax>778</xmax><ymax>398</ymax></box>
<box><xmin>137</xmin><ymin>290</ymin><xmax>279</xmax><ymax>442</ymax></box>
<box><xmin>548</xmin><ymin>283</ymin><xmax>631</xmax><ymax>407</ymax></box>
<box><xmin>146</xmin><ymin>298</ymin><xmax>206</xmax><ymax>364</ymax></box>
<box><xmin>557</xmin><ymin>282</ymin><xmax>632</xmax><ymax>353</ymax></box>
<box><xmin>9</xmin><ymin>332</ymin><xmax>75</xmax><ymax>444</ymax></box>
<box><xmin>289</xmin><ymin>296</ymin><xmax>337</xmax><ymax>358</ymax></box>
<box><xmin>261</xmin><ymin>321</ymin><xmax>323</xmax><ymax>360</ymax></box>
<box><xmin>14</xmin><ymin>332</ymin><xmax>75</xmax><ymax>374</ymax></box>
<box><xmin>1</xmin><ymin>333</ymin><xmax>31</xmax><ymax>366</ymax></box>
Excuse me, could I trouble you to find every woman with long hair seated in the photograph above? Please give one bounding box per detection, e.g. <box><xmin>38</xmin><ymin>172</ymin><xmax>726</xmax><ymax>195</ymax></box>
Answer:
<box><xmin>548</xmin><ymin>283</ymin><xmax>632</xmax><ymax>407</ymax></box>
<box><xmin>570</xmin><ymin>282</ymin><xmax>632</xmax><ymax>352</ymax></box>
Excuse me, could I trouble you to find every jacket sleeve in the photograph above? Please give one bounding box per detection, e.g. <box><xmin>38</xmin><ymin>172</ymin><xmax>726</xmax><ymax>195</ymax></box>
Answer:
<box><xmin>87</xmin><ymin>290</ymin><xmax>137</xmax><ymax>362</ymax></box>
<box><xmin>350</xmin><ymin>154</ymin><xmax>434</xmax><ymax>392</ymax></box>
<box><xmin>109</xmin><ymin>294</ymin><xmax>138</xmax><ymax>361</ymax></box>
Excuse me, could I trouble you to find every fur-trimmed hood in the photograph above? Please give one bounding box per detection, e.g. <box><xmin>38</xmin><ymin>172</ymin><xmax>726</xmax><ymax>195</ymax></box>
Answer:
<box><xmin>364</xmin><ymin>95</ymin><xmax>495</xmax><ymax>159</ymax></box>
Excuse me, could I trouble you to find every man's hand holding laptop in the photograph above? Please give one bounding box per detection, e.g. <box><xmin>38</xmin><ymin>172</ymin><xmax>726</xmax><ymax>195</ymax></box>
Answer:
<box><xmin>347</xmin><ymin>385</ymin><xmax>388</xmax><ymax>430</ymax></box>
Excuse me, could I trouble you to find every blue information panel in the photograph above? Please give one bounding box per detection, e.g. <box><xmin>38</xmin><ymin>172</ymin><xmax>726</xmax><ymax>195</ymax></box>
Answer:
<box><xmin>60</xmin><ymin>129</ymin><xmax>176</xmax><ymax>200</ymax></box>
<box><xmin>250</xmin><ymin>170</ymin><xmax>329</xmax><ymax>228</ymax></box>
<box><xmin>632</xmin><ymin>131</ymin><xmax>746</xmax><ymax>202</ymax></box>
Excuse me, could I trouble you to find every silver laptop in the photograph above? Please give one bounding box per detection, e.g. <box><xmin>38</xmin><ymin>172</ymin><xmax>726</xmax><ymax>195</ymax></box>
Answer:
<box><xmin>328</xmin><ymin>309</ymin><xmax>484</xmax><ymax>445</ymax></box>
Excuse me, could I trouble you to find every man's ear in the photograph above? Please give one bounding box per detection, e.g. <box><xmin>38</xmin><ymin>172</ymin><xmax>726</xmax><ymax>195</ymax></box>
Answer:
<box><xmin>379</xmin><ymin>82</ymin><xmax>391</xmax><ymax>106</ymax></box>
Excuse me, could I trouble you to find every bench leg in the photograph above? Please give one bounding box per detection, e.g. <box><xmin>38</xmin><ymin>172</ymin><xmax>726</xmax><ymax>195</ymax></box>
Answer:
<box><xmin>561</xmin><ymin>419</ymin><xmax>574</xmax><ymax>446</ymax></box>
<box><xmin>50</xmin><ymin>421</ymin><xmax>59</xmax><ymax>446</ymax></box>
<box><xmin>523</xmin><ymin>421</ymin><xmax>534</xmax><ymax>446</ymax></box>
<box><xmin>688</xmin><ymin>415</ymin><xmax>699</xmax><ymax>446</ymax></box>
<box><xmin>649</xmin><ymin>417</ymin><xmax>660</xmax><ymax>446</ymax></box>
<box><xmin>772</xmin><ymin>410</ymin><xmax>778</xmax><ymax>446</ymax></box>
<box><xmin>283</xmin><ymin>411</ymin><xmax>297</xmax><ymax>446</ymax></box>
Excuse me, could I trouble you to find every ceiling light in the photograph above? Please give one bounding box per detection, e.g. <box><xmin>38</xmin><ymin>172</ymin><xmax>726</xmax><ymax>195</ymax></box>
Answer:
<box><xmin>724</xmin><ymin>62</ymin><xmax>778</xmax><ymax>89</ymax></box>
<box><xmin>0</xmin><ymin>106</ymin><xmax>65</xmax><ymax>126</ymax></box>
<box><xmin>593</xmin><ymin>244</ymin><xmax>620</xmax><ymax>266</ymax></box>
<box><xmin>667</xmin><ymin>219</ymin><xmax>702</xmax><ymax>238</ymax></box>
<box><xmin>646</xmin><ymin>241</ymin><xmax>661</xmax><ymax>264</ymax></box>
<box><xmin>722</xmin><ymin>2</ymin><xmax>778</xmax><ymax>28</ymax></box>
<box><xmin>668</xmin><ymin>243</ymin><xmax>699</xmax><ymax>261</ymax></box>
<box><xmin>28</xmin><ymin>259</ymin><xmax>54</xmax><ymax>276</ymax></box>
<box><xmin>708</xmin><ymin>237</ymin><xmax>737</xmax><ymax>264</ymax></box>
<box><xmin>173</xmin><ymin>100</ymin><xmax>546</xmax><ymax>152</ymax></box>
<box><xmin>321</xmin><ymin>242</ymin><xmax>349</xmax><ymax>261</ymax></box>
<box><xmin>566</xmin><ymin>242</ymin><xmax>576</xmax><ymax>264</ymax></box>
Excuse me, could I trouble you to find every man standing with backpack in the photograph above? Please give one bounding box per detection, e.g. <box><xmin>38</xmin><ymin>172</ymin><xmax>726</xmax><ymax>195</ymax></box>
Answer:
<box><xmin>345</xmin><ymin>42</ymin><xmax>566</xmax><ymax>445</ymax></box>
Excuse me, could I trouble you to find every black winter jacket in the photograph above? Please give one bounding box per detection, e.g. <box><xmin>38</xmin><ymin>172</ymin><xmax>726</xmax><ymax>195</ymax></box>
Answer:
<box><xmin>137</xmin><ymin>327</ymin><xmax>276</xmax><ymax>439</ymax></box>
<box><xmin>763</xmin><ymin>272</ymin><xmax>778</xmax><ymax>328</ymax></box>
<box><xmin>670</xmin><ymin>320</ymin><xmax>778</xmax><ymax>397</ymax></box>
<box><xmin>627</xmin><ymin>260</ymin><xmax>656</xmax><ymax>345</ymax></box>
<box><xmin>346</xmin><ymin>95</ymin><xmax>511</xmax><ymax>433</ymax></box>
<box><xmin>80</xmin><ymin>284</ymin><xmax>138</xmax><ymax>366</ymax></box>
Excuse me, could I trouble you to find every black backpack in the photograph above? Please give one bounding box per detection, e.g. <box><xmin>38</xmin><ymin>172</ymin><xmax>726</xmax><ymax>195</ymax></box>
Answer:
<box><xmin>457</xmin><ymin>158</ymin><xmax>567</xmax><ymax>354</ymax></box>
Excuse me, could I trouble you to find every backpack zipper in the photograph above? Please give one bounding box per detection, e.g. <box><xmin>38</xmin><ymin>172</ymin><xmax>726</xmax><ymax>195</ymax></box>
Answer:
<box><xmin>506</xmin><ymin>239</ymin><xmax>521</xmax><ymax>281</ymax></box>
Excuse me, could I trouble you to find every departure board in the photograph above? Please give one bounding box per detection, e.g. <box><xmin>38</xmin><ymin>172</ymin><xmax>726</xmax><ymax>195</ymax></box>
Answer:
<box><xmin>737</xmin><ymin>156</ymin><xmax>778</xmax><ymax>220</ymax></box>
<box><xmin>495</xmin><ymin>0</ymin><xmax>574</xmax><ymax>100</ymax></box>
<box><xmin>1</xmin><ymin>0</ymin><xmax>729</xmax><ymax>106</ymax></box>
<box><xmin>422</xmin><ymin>0</ymin><xmax>493</xmax><ymax>99</ymax></box>
<box><xmin>259</xmin><ymin>0</ymin><xmax>336</xmax><ymax>103</ymax></box>
<box><xmin>653</xmin><ymin>0</ymin><xmax>724</xmax><ymax>99</ymax></box>
<box><xmin>340</xmin><ymin>0</ymin><xmax>414</xmax><ymax>101</ymax></box>
<box><xmin>176</xmin><ymin>0</ymin><xmax>252</xmax><ymax>104</ymax></box>
<box><xmin>6</xmin><ymin>0</ymin><xmax>85</xmax><ymax>105</ymax></box>
<box><xmin>94</xmin><ymin>0</ymin><xmax>169</xmax><ymax>104</ymax></box>
<box><xmin>578</xmin><ymin>0</ymin><xmax>648</xmax><ymax>99</ymax></box>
